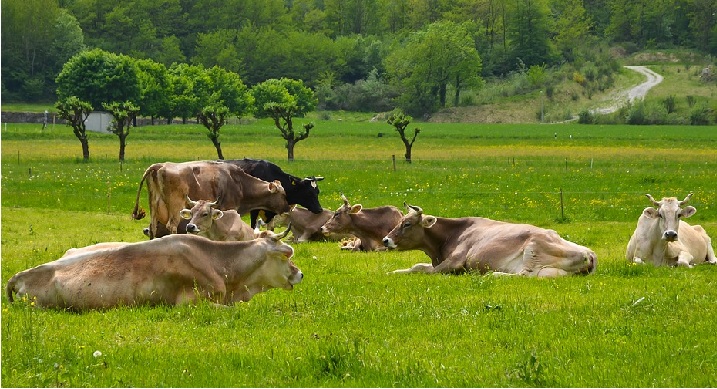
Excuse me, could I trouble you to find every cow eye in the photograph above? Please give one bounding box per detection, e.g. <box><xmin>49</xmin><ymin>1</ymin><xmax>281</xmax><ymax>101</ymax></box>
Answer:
<box><xmin>403</xmin><ymin>222</ymin><xmax>411</xmax><ymax>228</ymax></box>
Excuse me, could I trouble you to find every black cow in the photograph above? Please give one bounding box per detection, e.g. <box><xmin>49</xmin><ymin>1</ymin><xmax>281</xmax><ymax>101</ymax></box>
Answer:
<box><xmin>226</xmin><ymin>159</ymin><xmax>324</xmax><ymax>228</ymax></box>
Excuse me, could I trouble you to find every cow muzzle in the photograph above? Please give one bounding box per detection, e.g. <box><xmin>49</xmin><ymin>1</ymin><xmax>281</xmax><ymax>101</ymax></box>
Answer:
<box><xmin>662</xmin><ymin>230</ymin><xmax>678</xmax><ymax>242</ymax></box>
<box><xmin>382</xmin><ymin>237</ymin><xmax>397</xmax><ymax>249</ymax></box>
<box><xmin>186</xmin><ymin>224</ymin><xmax>200</xmax><ymax>233</ymax></box>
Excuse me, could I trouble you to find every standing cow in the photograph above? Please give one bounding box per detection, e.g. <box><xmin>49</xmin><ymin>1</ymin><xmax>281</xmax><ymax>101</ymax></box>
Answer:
<box><xmin>227</xmin><ymin>159</ymin><xmax>324</xmax><ymax>228</ymax></box>
<box><xmin>132</xmin><ymin>160</ymin><xmax>291</xmax><ymax>238</ymax></box>
<box><xmin>320</xmin><ymin>194</ymin><xmax>403</xmax><ymax>251</ymax></box>
<box><xmin>6</xmin><ymin>230</ymin><xmax>302</xmax><ymax>310</ymax></box>
<box><xmin>180</xmin><ymin>197</ymin><xmax>256</xmax><ymax>241</ymax></box>
<box><xmin>382</xmin><ymin>204</ymin><xmax>597</xmax><ymax>277</ymax></box>
<box><xmin>626</xmin><ymin>193</ymin><xmax>717</xmax><ymax>267</ymax></box>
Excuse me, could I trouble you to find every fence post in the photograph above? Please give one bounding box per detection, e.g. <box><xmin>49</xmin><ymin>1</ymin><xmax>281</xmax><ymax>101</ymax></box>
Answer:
<box><xmin>392</xmin><ymin>155</ymin><xmax>396</xmax><ymax>171</ymax></box>
<box><xmin>560</xmin><ymin>188</ymin><xmax>565</xmax><ymax>220</ymax></box>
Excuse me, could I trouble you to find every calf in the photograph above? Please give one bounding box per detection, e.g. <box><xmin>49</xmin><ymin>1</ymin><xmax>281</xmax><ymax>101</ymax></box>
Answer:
<box><xmin>626</xmin><ymin>193</ymin><xmax>717</xmax><ymax>267</ymax></box>
<box><xmin>6</xmin><ymin>230</ymin><xmax>302</xmax><ymax>310</ymax></box>
<box><xmin>320</xmin><ymin>194</ymin><xmax>402</xmax><ymax>251</ymax></box>
<box><xmin>180</xmin><ymin>197</ymin><xmax>255</xmax><ymax>241</ymax></box>
<box><xmin>383</xmin><ymin>204</ymin><xmax>597</xmax><ymax>277</ymax></box>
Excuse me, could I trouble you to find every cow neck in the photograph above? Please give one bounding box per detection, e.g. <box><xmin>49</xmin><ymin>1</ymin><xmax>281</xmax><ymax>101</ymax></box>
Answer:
<box><xmin>422</xmin><ymin>217</ymin><xmax>456</xmax><ymax>266</ymax></box>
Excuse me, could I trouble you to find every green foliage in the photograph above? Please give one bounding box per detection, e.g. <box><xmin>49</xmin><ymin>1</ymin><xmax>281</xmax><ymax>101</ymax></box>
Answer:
<box><xmin>56</xmin><ymin>49</ymin><xmax>140</xmax><ymax>109</ymax></box>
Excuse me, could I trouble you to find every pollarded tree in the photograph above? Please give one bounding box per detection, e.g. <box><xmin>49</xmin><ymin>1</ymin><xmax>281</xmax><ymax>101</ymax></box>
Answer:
<box><xmin>387</xmin><ymin>109</ymin><xmax>420</xmax><ymax>163</ymax></box>
<box><xmin>135</xmin><ymin>58</ymin><xmax>171</xmax><ymax>125</ymax></box>
<box><xmin>251</xmin><ymin>78</ymin><xmax>318</xmax><ymax>162</ymax></box>
<box><xmin>198</xmin><ymin>66</ymin><xmax>254</xmax><ymax>160</ymax></box>
<box><xmin>55</xmin><ymin>96</ymin><xmax>93</xmax><ymax>161</ymax></box>
<box><xmin>102</xmin><ymin>101</ymin><xmax>139</xmax><ymax>162</ymax></box>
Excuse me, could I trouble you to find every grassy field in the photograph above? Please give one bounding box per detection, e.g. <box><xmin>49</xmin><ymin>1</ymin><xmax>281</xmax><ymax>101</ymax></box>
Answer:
<box><xmin>2</xmin><ymin>120</ymin><xmax>717</xmax><ymax>387</ymax></box>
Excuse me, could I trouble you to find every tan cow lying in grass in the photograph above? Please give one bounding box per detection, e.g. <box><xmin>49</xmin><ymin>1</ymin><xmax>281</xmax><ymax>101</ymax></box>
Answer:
<box><xmin>6</xmin><ymin>230</ymin><xmax>302</xmax><ymax>311</ymax></box>
<box><xmin>383</xmin><ymin>204</ymin><xmax>597</xmax><ymax>277</ymax></box>
<box><xmin>626</xmin><ymin>193</ymin><xmax>717</xmax><ymax>267</ymax></box>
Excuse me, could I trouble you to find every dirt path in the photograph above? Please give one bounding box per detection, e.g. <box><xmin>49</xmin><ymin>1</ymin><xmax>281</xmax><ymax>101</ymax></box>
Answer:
<box><xmin>591</xmin><ymin>66</ymin><xmax>663</xmax><ymax>115</ymax></box>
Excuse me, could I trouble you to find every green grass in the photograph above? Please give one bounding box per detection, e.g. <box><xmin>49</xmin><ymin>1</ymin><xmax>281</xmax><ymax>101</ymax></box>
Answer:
<box><xmin>2</xmin><ymin>121</ymin><xmax>717</xmax><ymax>387</ymax></box>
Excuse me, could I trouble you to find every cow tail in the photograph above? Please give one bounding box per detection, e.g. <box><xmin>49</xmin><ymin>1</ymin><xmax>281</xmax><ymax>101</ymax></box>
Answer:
<box><xmin>132</xmin><ymin>166</ymin><xmax>152</xmax><ymax>220</ymax></box>
<box><xmin>6</xmin><ymin>275</ymin><xmax>17</xmax><ymax>303</ymax></box>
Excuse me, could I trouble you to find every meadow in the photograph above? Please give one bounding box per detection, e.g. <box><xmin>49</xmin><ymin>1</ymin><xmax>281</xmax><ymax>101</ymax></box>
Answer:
<box><xmin>2</xmin><ymin>119</ymin><xmax>717</xmax><ymax>387</ymax></box>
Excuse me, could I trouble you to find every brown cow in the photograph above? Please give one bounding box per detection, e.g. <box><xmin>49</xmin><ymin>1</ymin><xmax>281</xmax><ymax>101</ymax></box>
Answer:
<box><xmin>6</xmin><ymin>230</ymin><xmax>302</xmax><ymax>310</ymax></box>
<box><xmin>626</xmin><ymin>193</ymin><xmax>717</xmax><ymax>267</ymax></box>
<box><xmin>320</xmin><ymin>194</ymin><xmax>402</xmax><ymax>251</ymax></box>
<box><xmin>131</xmin><ymin>161</ymin><xmax>290</xmax><ymax>238</ymax></box>
<box><xmin>270</xmin><ymin>206</ymin><xmax>354</xmax><ymax>242</ymax></box>
<box><xmin>383</xmin><ymin>204</ymin><xmax>597</xmax><ymax>277</ymax></box>
<box><xmin>180</xmin><ymin>197</ymin><xmax>255</xmax><ymax>241</ymax></box>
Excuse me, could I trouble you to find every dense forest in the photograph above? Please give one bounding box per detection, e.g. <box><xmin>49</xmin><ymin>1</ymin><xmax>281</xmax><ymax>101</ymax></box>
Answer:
<box><xmin>3</xmin><ymin>0</ymin><xmax>716</xmax><ymax>116</ymax></box>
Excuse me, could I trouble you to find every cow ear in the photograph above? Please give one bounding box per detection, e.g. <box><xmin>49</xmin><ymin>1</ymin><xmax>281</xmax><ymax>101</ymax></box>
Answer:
<box><xmin>642</xmin><ymin>207</ymin><xmax>658</xmax><ymax>218</ymax></box>
<box><xmin>269</xmin><ymin>180</ymin><xmax>283</xmax><ymax>193</ymax></box>
<box><xmin>680</xmin><ymin>206</ymin><xmax>696</xmax><ymax>219</ymax></box>
<box><xmin>421</xmin><ymin>215</ymin><xmax>437</xmax><ymax>228</ymax></box>
<box><xmin>213</xmin><ymin>210</ymin><xmax>224</xmax><ymax>220</ymax></box>
<box><xmin>350</xmin><ymin>204</ymin><xmax>363</xmax><ymax>214</ymax></box>
<box><xmin>180</xmin><ymin>209</ymin><xmax>192</xmax><ymax>220</ymax></box>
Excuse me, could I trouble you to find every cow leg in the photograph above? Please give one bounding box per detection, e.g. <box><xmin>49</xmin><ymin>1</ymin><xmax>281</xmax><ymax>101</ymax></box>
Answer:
<box><xmin>390</xmin><ymin>263</ymin><xmax>434</xmax><ymax>274</ymax></box>
<box><xmin>534</xmin><ymin>267</ymin><xmax>569</xmax><ymax>278</ymax></box>
<box><xmin>676</xmin><ymin>251</ymin><xmax>695</xmax><ymax>268</ymax></box>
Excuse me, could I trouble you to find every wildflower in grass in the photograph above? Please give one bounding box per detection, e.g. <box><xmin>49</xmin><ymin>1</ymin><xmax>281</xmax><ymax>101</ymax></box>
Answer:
<box><xmin>93</xmin><ymin>350</ymin><xmax>102</xmax><ymax>358</ymax></box>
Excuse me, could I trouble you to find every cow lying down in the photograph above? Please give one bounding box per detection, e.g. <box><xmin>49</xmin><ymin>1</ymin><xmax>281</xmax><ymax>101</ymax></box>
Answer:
<box><xmin>626</xmin><ymin>193</ymin><xmax>717</xmax><ymax>267</ymax></box>
<box><xmin>6</xmin><ymin>230</ymin><xmax>302</xmax><ymax>311</ymax></box>
<box><xmin>383</xmin><ymin>204</ymin><xmax>597</xmax><ymax>277</ymax></box>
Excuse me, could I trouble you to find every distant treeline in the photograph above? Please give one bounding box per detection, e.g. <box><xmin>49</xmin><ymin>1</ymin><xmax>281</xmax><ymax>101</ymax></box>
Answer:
<box><xmin>2</xmin><ymin>0</ymin><xmax>716</xmax><ymax>104</ymax></box>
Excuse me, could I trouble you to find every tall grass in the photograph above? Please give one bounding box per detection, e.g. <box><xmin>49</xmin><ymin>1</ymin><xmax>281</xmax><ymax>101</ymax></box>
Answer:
<box><xmin>2</xmin><ymin>121</ymin><xmax>717</xmax><ymax>387</ymax></box>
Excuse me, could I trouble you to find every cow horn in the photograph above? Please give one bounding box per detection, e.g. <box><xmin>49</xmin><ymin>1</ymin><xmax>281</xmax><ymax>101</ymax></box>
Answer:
<box><xmin>340</xmin><ymin>193</ymin><xmax>349</xmax><ymax>205</ymax></box>
<box><xmin>208</xmin><ymin>199</ymin><xmax>219</xmax><ymax>208</ymax></box>
<box><xmin>406</xmin><ymin>204</ymin><xmax>423</xmax><ymax>214</ymax></box>
<box><xmin>277</xmin><ymin>223</ymin><xmax>292</xmax><ymax>239</ymax></box>
<box><xmin>185</xmin><ymin>194</ymin><xmax>198</xmax><ymax>207</ymax></box>
<box><xmin>679</xmin><ymin>192</ymin><xmax>693</xmax><ymax>206</ymax></box>
<box><xmin>306</xmin><ymin>176</ymin><xmax>324</xmax><ymax>182</ymax></box>
<box><xmin>645</xmin><ymin>194</ymin><xmax>660</xmax><ymax>207</ymax></box>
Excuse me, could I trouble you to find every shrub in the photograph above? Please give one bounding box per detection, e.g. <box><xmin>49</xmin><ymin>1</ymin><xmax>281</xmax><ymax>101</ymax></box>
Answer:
<box><xmin>689</xmin><ymin>102</ymin><xmax>711</xmax><ymax>125</ymax></box>
<box><xmin>578</xmin><ymin>109</ymin><xmax>594</xmax><ymax>124</ymax></box>
<box><xmin>662</xmin><ymin>95</ymin><xmax>676</xmax><ymax>113</ymax></box>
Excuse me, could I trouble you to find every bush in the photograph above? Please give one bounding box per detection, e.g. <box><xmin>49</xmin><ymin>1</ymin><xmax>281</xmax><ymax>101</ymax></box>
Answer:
<box><xmin>689</xmin><ymin>103</ymin><xmax>711</xmax><ymax>125</ymax></box>
<box><xmin>662</xmin><ymin>95</ymin><xmax>676</xmax><ymax>113</ymax></box>
<box><xmin>578</xmin><ymin>109</ymin><xmax>594</xmax><ymax>124</ymax></box>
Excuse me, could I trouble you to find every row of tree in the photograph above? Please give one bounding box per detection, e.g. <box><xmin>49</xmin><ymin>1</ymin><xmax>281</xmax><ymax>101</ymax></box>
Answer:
<box><xmin>4</xmin><ymin>0</ymin><xmax>716</xmax><ymax>114</ymax></box>
<box><xmin>55</xmin><ymin>49</ymin><xmax>317</xmax><ymax>162</ymax></box>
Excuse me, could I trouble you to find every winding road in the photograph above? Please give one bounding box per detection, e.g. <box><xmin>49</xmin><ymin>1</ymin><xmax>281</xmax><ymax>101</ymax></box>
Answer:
<box><xmin>591</xmin><ymin>66</ymin><xmax>663</xmax><ymax>115</ymax></box>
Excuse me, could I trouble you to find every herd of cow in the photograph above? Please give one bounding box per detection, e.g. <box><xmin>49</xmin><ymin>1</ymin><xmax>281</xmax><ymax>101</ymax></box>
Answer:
<box><xmin>6</xmin><ymin>159</ymin><xmax>717</xmax><ymax>311</ymax></box>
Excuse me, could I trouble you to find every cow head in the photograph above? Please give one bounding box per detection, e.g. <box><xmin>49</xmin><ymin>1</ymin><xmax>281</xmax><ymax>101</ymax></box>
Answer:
<box><xmin>643</xmin><ymin>193</ymin><xmax>696</xmax><ymax>242</ymax></box>
<box><xmin>321</xmin><ymin>193</ymin><xmax>362</xmax><ymax>235</ymax></box>
<box><xmin>180</xmin><ymin>197</ymin><xmax>223</xmax><ymax>234</ymax></box>
<box><xmin>253</xmin><ymin>226</ymin><xmax>303</xmax><ymax>290</ymax></box>
<box><xmin>287</xmin><ymin>176</ymin><xmax>324</xmax><ymax>214</ymax></box>
<box><xmin>383</xmin><ymin>203</ymin><xmax>437</xmax><ymax>250</ymax></box>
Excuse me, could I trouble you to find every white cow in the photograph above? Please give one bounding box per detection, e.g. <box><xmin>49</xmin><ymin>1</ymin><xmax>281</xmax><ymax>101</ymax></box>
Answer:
<box><xmin>626</xmin><ymin>193</ymin><xmax>717</xmax><ymax>267</ymax></box>
<box><xmin>180</xmin><ymin>197</ymin><xmax>255</xmax><ymax>241</ymax></box>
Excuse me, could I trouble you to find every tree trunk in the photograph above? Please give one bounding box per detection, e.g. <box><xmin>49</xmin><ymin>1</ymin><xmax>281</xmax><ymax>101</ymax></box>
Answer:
<box><xmin>439</xmin><ymin>83</ymin><xmax>447</xmax><ymax>107</ymax></box>
<box><xmin>212</xmin><ymin>138</ymin><xmax>224</xmax><ymax>160</ymax></box>
<box><xmin>81</xmin><ymin>138</ymin><xmax>90</xmax><ymax>161</ymax></box>
<box><xmin>287</xmin><ymin>139</ymin><xmax>296</xmax><ymax>162</ymax></box>
<box><xmin>404</xmin><ymin>144</ymin><xmax>412</xmax><ymax>163</ymax></box>
<box><xmin>118</xmin><ymin>133</ymin><xmax>127</xmax><ymax>161</ymax></box>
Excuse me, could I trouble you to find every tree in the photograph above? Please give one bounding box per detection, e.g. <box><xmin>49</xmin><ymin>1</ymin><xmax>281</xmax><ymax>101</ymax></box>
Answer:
<box><xmin>385</xmin><ymin>21</ymin><xmax>482</xmax><ymax>116</ymax></box>
<box><xmin>166</xmin><ymin>63</ymin><xmax>210</xmax><ymax>123</ymax></box>
<box><xmin>56</xmin><ymin>49</ymin><xmax>141</xmax><ymax>109</ymax></box>
<box><xmin>135</xmin><ymin>58</ymin><xmax>171</xmax><ymax>124</ymax></box>
<box><xmin>102</xmin><ymin>101</ymin><xmax>140</xmax><ymax>162</ymax></box>
<box><xmin>55</xmin><ymin>96</ymin><xmax>93</xmax><ymax>161</ymax></box>
<box><xmin>507</xmin><ymin>0</ymin><xmax>557</xmax><ymax>68</ymax></box>
<box><xmin>198</xmin><ymin>66</ymin><xmax>253</xmax><ymax>160</ymax></box>
<box><xmin>251</xmin><ymin>78</ymin><xmax>318</xmax><ymax>162</ymax></box>
<box><xmin>387</xmin><ymin>109</ymin><xmax>421</xmax><ymax>163</ymax></box>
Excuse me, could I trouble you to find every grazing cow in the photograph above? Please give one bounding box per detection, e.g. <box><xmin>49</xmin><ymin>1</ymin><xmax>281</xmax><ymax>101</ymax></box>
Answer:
<box><xmin>227</xmin><ymin>158</ymin><xmax>324</xmax><ymax>228</ymax></box>
<box><xmin>270</xmin><ymin>206</ymin><xmax>354</xmax><ymax>242</ymax></box>
<box><xmin>320</xmin><ymin>194</ymin><xmax>403</xmax><ymax>251</ymax></box>
<box><xmin>6</xmin><ymin>230</ymin><xmax>302</xmax><ymax>310</ymax></box>
<box><xmin>626</xmin><ymin>193</ymin><xmax>717</xmax><ymax>267</ymax></box>
<box><xmin>382</xmin><ymin>204</ymin><xmax>597</xmax><ymax>277</ymax></box>
<box><xmin>180</xmin><ymin>197</ymin><xmax>255</xmax><ymax>241</ymax></box>
<box><xmin>131</xmin><ymin>160</ymin><xmax>291</xmax><ymax>239</ymax></box>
